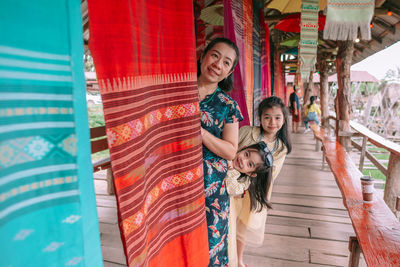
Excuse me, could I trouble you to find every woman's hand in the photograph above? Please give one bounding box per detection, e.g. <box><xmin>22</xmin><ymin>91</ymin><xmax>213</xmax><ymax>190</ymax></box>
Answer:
<box><xmin>200</xmin><ymin>123</ymin><xmax>239</xmax><ymax>160</ymax></box>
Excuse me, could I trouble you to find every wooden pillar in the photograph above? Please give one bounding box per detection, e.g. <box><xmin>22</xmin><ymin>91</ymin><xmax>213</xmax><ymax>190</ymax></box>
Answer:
<box><xmin>384</xmin><ymin>152</ymin><xmax>400</xmax><ymax>216</ymax></box>
<box><xmin>303</xmin><ymin>71</ymin><xmax>314</xmax><ymax>106</ymax></box>
<box><xmin>348</xmin><ymin>236</ymin><xmax>361</xmax><ymax>267</ymax></box>
<box><xmin>335</xmin><ymin>41</ymin><xmax>354</xmax><ymax>149</ymax></box>
<box><xmin>319</xmin><ymin>59</ymin><xmax>329</xmax><ymax>128</ymax></box>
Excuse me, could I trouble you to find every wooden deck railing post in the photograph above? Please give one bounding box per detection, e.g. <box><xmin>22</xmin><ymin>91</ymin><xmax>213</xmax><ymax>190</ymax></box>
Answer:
<box><xmin>358</xmin><ymin>136</ymin><xmax>367</xmax><ymax>172</ymax></box>
<box><xmin>384</xmin><ymin>152</ymin><xmax>400</xmax><ymax>216</ymax></box>
<box><xmin>348</xmin><ymin>236</ymin><xmax>361</xmax><ymax>267</ymax></box>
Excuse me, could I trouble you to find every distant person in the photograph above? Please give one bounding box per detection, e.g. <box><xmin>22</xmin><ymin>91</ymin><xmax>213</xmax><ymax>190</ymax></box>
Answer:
<box><xmin>289</xmin><ymin>86</ymin><xmax>300</xmax><ymax>133</ymax></box>
<box><xmin>304</xmin><ymin>96</ymin><xmax>321</xmax><ymax>133</ymax></box>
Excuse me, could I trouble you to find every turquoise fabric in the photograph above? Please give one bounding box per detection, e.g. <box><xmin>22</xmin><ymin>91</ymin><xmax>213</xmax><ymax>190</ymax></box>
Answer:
<box><xmin>0</xmin><ymin>1</ymin><xmax>102</xmax><ymax>266</ymax></box>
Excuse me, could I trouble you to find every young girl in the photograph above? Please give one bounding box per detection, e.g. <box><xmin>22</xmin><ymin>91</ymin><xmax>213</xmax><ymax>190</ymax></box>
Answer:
<box><xmin>229</xmin><ymin>96</ymin><xmax>292</xmax><ymax>267</ymax></box>
<box><xmin>304</xmin><ymin>96</ymin><xmax>321</xmax><ymax>133</ymax></box>
<box><xmin>225</xmin><ymin>142</ymin><xmax>274</xmax><ymax>209</ymax></box>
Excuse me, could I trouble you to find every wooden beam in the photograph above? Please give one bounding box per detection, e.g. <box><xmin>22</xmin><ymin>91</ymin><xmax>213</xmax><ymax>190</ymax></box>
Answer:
<box><xmin>373</xmin><ymin>18</ymin><xmax>396</xmax><ymax>35</ymax></box>
<box><xmin>371</xmin><ymin>33</ymin><xmax>382</xmax><ymax>44</ymax></box>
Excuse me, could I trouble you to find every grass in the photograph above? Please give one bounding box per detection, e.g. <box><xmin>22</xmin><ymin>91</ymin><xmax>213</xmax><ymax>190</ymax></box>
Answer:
<box><xmin>87</xmin><ymin>103</ymin><xmax>109</xmax><ymax>161</ymax></box>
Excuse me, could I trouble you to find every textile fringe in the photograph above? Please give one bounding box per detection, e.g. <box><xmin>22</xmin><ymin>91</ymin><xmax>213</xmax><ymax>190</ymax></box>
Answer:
<box><xmin>323</xmin><ymin>21</ymin><xmax>371</xmax><ymax>41</ymax></box>
<box><xmin>98</xmin><ymin>72</ymin><xmax>197</xmax><ymax>93</ymax></box>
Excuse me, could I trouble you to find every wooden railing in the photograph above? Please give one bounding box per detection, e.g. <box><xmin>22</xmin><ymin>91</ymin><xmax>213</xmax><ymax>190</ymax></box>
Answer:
<box><xmin>310</xmin><ymin>124</ymin><xmax>400</xmax><ymax>267</ymax></box>
<box><xmin>325</xmin><ymin>115</ymin><xmax>400</xmax><ymax>214</ymax></box>
<box><xmin>90</xmin><ymin>125</ymin><xmax>114</xmax><ymax>195</ymax></box>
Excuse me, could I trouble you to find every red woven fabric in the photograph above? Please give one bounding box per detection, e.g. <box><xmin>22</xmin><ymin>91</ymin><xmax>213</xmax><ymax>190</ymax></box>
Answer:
<box><xmin>88</xmin><ymin>1</ymin><xmax>209</xmax><ymax>266</ymax></box>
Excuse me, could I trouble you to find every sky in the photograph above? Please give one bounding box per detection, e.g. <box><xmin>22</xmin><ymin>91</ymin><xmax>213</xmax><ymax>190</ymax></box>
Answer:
<box><xmin>351</xmin><ymin>41</ymin><xmax>400</xmax><ymax>80</ymax></box>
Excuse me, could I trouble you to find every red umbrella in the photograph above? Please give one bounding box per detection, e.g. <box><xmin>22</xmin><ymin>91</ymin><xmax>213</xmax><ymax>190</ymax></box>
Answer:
<box><xmin>274</xmin><ymin>13</ymin><xmax>326</xmax><ymax>33</ymax></box>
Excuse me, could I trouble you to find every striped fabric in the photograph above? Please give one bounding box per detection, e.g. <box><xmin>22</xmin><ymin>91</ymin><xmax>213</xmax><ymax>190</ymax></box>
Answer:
<box><xmin>87</xmin><ymin>1</ymin><xmax>209</xmax><ymax>266</ymax></box>
<box><xmin>224</xmin><ymin>0</ymin><xmax>250</xmax><ymax>126</ymax></box>
<box><xmin>299</xmin><ymin>0</ymin><xmax>319</xmax><ymax>82</ymax></box>
<box><xmin>0</xmin><ymin>1</ymin><xmax>102</xmax><ymax>266</ymax></box>
<box><xmin>260</xmin><ymin>8</ymin><xmax>271</xmax><ymax>98</ymax></box>
<box><xmin>323</xmin><ymin>0</ymin><xmax>374</xmax><ymax>41</ymax></box>
<box><xmin>243</xmin><ymin>0</ymin><xmax>254</xmax><ymax>124</ymax></box>
<box><xmin>252</xmin><ymin>0</ymin><xmax>262</xmax><ymax>126</ymax></box>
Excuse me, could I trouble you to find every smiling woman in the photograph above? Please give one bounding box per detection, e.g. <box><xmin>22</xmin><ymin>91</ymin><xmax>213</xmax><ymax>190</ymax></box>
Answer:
<box><xmin>197</xmin><ymin>37</ymin><xmax>243</xmax><ymax>266</ymax></box>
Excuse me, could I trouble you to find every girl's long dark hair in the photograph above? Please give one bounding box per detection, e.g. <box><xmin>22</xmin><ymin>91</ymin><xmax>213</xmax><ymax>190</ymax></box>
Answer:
<box><xmin>197</xmin><ymin>37</ymin><xmax>239</xmax><ymax>92</ymax></box>
<box><xmin>238</xmin><ymin>143</ymin><xmax>273</xmax><ymax>211</ymax></box>
<box><xmin>308</xmin><ymin>96</ymin><xmax>316</xmax><ymax>109</ymax></box>
<box><xmin>258</xmin><ymin>96</ymin><xmax>292</xmax><ymax>154</ymax></box>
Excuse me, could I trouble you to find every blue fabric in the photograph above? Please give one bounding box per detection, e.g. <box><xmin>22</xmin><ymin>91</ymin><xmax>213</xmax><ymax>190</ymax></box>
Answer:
<box><xmin>304</xmin><ymin>112</ymin><xmax>320</xmax><ymax>129</ymax></box>
<box><xmin>200</xmin><ymin>88</ymin><xmax>243</xmax><ymax>266</ymax></box>
<box><xmin>0</xmin><ymin>1</ymin><xmax>102</xmax><ymax>266</ymax></box>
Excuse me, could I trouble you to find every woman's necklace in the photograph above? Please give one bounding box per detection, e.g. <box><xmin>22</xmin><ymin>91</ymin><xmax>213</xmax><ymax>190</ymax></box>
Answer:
<box><xmin>199</xmin><ymin>87</ymin><xmax>218</xmax><ymax>105</ymax></box>
<box><xmin>260</xmin><ymin>131</ymin><xmax>279</xmax><ymax>153</ymax></box>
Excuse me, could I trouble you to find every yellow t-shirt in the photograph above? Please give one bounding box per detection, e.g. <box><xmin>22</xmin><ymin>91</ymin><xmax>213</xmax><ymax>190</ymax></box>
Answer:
<box><xmin>305</xmin><ymin>103</ymin><xmax>321</xmax><ymax>116</ymax></box>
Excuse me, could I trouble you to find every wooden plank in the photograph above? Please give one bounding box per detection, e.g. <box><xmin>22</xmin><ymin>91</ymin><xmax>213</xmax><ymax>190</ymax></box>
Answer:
<box><xmin>90</xmin><ymin>125</ymin><xmax>106</xmax><ymax>139</ymax></box>
<box><xmin>97</xmin><ymin>206</ymin><xmax>118</xmax><ymax>224</ymax></box>
<box><xmin>310</xmin><ymin>250</ymin><xmax>349</xmax><ymax>266</ymax></box>
<box><xmin>273</xmin><ymin>184</ymin><xmax>342</xmax><ymax>198</ymax></box>
<box><xmin>311</xmin><ymin>126</ymin><xmax>400</xmax><ymax>266</ymax></box>
<box><xmin>104</xmin><ymin>261</ymin><xmax>126</xmax><ymax>267</ymax></box>
<box><xmin>264</xmin><ymin>224</ymin><xmax>310</xmax><ymax>238</ymax></box>
<box><xmin>271</xmin><ymin>195</ymin><xmax>345</xmax><ymax>210</ymax></box>
<box><xmin>267</xmin><ymin>216</ymin><xmax>355</xmax><ymax>233</ymax></box>
<box><xmin>102</xmin><ymin>246</ymin><xmax>126</xmax><ymax>265</ymax></box>
<box><xmin>272</xmin><ymin>203</ymin><xmax>350</xmax><ymax>218</ymax></box>
<box><xmin>243</xmin><ymin>254</ymin><xmax>327</xmax><ymax>267</ymax></box>
<box><xmin>268</xmin><ymin>210</ymin><xmax>352</xmax><ymax>224</ymax></box>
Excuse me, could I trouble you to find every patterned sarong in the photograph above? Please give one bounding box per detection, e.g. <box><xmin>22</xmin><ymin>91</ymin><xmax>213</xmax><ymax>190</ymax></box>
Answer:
<box><xmin>0</xmin><ymin>1</ymin><xmax>102</xmax><ymax>266</ymax></box>
<box><xmin>87</xmin><ymin>1</ymin><xmax>209</xmax><ymax>266</ymax></box>
<box><xmin>299</xmin><ymin>0</ymin><xmax>319</xmax><ymax>82</ymax></box>
<box><xmin>323</xmin><ymin>0</ymin><xmax>374</xmax><ymax>41</ymax></box>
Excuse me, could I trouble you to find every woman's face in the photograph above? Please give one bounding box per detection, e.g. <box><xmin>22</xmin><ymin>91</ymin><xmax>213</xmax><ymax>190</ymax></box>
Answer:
<box><xmin>260</xmin><ymin>106</ymin><xmax>284</xmax><ymax>137</ymax></box>
<box><xmin>233</xmin><ymin>148</ymin><xmax>263</xmax><ymax>176</ymax></box>
<box><xmin>199</xmin><ymin>42</ymin><xmax>237</xmax><ymax>84</ymax></box>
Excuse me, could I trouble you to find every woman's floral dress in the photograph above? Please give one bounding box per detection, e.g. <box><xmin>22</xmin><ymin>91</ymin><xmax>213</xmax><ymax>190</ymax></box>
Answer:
<box><xmin>200</xmin><ymin>87</ymin><xmax>243</xmax><ymax>266</ymax></box>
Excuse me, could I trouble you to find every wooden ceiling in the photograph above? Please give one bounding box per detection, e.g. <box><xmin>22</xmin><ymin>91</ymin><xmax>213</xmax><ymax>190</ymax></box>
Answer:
<box><xmin>264</xmin><ymin>0</ymin><xmax>400</xmax><ymax>74</ymax></box>
<box><xmin>81</xmin><ymin>0</ymin><xmax>400</xmax><ymax>75</ymax></box>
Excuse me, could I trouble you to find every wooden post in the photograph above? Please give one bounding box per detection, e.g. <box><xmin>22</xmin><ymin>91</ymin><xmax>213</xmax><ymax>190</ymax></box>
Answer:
<box><xmin>303</xmin><ymin>71</ymin><xmax>314</xmax><ymax>106</ymax></box>
<box><xmin>359</xmin><ymin>136</ymin><xmax>367</xmax><ymax>172</ymax></box>
<box><xmin>319</xmin><ymin>59</ymin><xmax>329</xmax><ymax>128</ymax></box>
<box><xmin>335</xmin><ymin>41</ymin><xmax>354</xmax><ymax>150</ymax></box>
<box><xmin>384</xmin><ymin>152</ymin><xmax>400</xmax><ymax>216</ymax></box>
<box><xmin>348</xmin><ymin>236</ymin><xmax>361</xmax><ymax>267</ymax></box>
<box><xmin>106</xmin><ymin>168</ymin><xmax>115</xmax><ymax>195</ymax></box>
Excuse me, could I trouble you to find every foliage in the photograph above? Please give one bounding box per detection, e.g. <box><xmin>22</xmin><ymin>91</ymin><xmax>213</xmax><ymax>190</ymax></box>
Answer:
<box><xmin>88</xmin><ymin>104</ymin><xmax>105</xmax><ymax>128</ymax></box>
<box><xmin>383</xmin><ymin>67</ymin><xmax>400</xmax><ymax>83</ymax></box>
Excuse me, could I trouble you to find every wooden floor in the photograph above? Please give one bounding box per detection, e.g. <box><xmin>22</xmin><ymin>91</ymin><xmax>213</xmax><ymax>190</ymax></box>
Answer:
<box><xmin>94</xmin><ymin>126</ymin><xmax>371</xmax><ymax>267</ymax></box>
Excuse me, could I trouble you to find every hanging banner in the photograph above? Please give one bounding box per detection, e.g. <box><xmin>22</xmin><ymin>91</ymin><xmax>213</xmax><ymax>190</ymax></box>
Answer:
<box><xmin>299</xmin><ymin>0</ymin><xmax>319</xmax><ymax>82</ymax></box>
<box><xmin>88</xmin><ymin>0</ymin><xmax>209</xmax><ymax>266</ymax></box>
<box><xmin>0</xmin><ymin>1</ymin><xmax>102</xmax><ymax>266</ymax></box>
<box><xmin>323</xmin><ymin>0</ymin><xmax>374</xmax><ymax>40</ymax></box>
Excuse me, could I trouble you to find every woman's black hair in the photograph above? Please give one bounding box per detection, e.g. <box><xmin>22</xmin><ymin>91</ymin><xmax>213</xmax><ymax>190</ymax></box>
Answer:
<box><xmin>308</xmin><ymin>96</ymin><xmax>316</xmax><ymax>109</ymax></box>
<box><xmin>197</xmin><ymin>37</ymin><xmax>239</xmax><ymax>92</ymax></box>
<box><xmin>258</xmin><ymin>96</ymin><xmax>292</xmax><ymax>154</ymax></box>
<box><xmin>237</xmin><ymin>143</ymin><xmax>273</xmax><ymax>211</ymax></box>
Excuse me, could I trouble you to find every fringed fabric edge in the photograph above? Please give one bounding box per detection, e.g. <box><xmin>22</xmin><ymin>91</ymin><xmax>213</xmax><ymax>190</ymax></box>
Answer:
<box><xmin>323</xmin><ymin>21</ymin><xmax>371</xmax><ymax>41</ymax></box>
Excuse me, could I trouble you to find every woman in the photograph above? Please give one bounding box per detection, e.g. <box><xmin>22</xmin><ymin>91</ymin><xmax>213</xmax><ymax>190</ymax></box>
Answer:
<box><xmin>198</xmin><ymin>38</ymin><xmax>243</xmax><ymax>266</ymax></box>
<box><xmin>303</xmin><ymin>96</ymin><xmax>321</xmax><ymax>133</ymax></box>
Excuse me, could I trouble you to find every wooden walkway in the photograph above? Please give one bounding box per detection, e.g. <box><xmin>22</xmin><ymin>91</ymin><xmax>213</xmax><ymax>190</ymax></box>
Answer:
<box><xmin>94</xmin><ymin>128</ymin><xmax>370</xmax><ymax>267</ymax></box>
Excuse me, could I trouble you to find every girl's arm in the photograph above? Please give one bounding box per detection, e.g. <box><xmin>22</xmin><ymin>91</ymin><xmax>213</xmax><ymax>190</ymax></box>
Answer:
<box><xmin>201</xmin><ymin>122</ymin><xmax>239</xmax><ymax>160</ymax></box>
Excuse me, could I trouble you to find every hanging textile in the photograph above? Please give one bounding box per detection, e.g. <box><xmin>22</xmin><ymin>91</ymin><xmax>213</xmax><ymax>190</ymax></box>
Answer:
<box><xmin>0</xmin><ymin>1</ymin><xmax>102</xmax><ymax>266</ymax></box>
<box><xmin>261</xmin><ymin>9</ymin><xmax>271</xmax><ymax>98</ymax></box>
<box><xmin>87</xmin><ymin>1</ymin><xmax>209</xmax><ymax>266</ymax></box>
<box><xmin>323</xmin><ymin>0</ymin><xmax>374</xmax><ymax>41</ymax></box>
<box><xmin>299</xmin><ymin>0</ymin><xmax>319</xmax><ymax>82</ymax></box>
<box><xmin>194</xmin><ymin>0</ymin><xmax>206</xmax><ymax>59</ymax></box>
<box><xmin>252</xmin><ymin>0</ymin><xmax>262</xmax><ymax>125</ymax></box>
<box><xmin>274</xmin><ymin>49</ymin><xmax>286</xmax><ymax>101</ymax></box>
<box><xmin>243</xmin><ymin>0</ymin><xmax>254</xmax><ymax>124</ymax></box>
<box><xmin>224</xmin><ymin>0</ymin><xmax>250</xmax><ymax>126</ymax></box>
